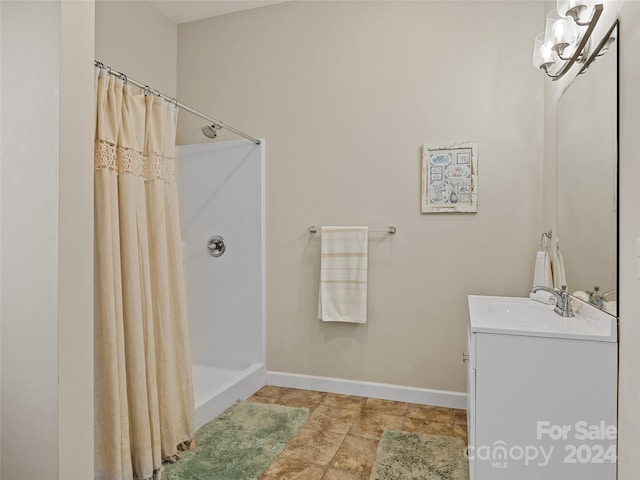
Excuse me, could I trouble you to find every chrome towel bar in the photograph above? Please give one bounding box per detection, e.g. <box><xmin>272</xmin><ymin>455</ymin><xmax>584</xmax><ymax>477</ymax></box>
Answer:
<box><xmin>308</xmin><ymin>226</ymin><xmax>396</xmax><ymax>234</ymax></box>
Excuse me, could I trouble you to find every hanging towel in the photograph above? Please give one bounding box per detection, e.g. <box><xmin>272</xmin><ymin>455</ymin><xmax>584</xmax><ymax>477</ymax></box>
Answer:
<box><xmin>318</xmin><ymin>226</ymin><xmax>368</xmax><ymax>323</ymax></box>
<box><xmin>552</xmin><ymin>246</ymin><xmax>567</xmax><ymax>290</ymax></box>
<box><xmin>532</xmin><ymin>250</ymin><xmax>553</xmax><ymax>289</ymax></box>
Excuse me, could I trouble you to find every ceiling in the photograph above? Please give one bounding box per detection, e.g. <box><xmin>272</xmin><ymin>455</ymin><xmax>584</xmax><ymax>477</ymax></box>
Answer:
<box><xmin>147</xmin><ymin>0</ymin><xmax>288</xmax><ymax>24</ymax></box>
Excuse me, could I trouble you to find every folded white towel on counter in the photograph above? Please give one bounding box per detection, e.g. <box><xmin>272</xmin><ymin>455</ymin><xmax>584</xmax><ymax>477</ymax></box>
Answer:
<box><xmin>529</xmin><ymin>290</ymin><xmax>557</xmax><ymax>305</ymax></box>
<box><xmin>533</xmin><ymin>250</ymin><xmax>553</xmax><ymax>289</ymax></box>
<box><xmin>318</xmin><ymin>226</ymin><xmax>368</xmax><ymax>323</ymax></box>
<box><xmin>572</xmin><ymin>290</ymin><xmax>590</xmax><ymax>303</ymax></box>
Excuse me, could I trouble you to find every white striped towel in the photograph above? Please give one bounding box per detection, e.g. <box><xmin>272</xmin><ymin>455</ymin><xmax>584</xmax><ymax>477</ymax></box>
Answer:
<box><xmin>318</xmin><ymin>226</ymin><xmax>368</xmax><ymax>323</ymax></box>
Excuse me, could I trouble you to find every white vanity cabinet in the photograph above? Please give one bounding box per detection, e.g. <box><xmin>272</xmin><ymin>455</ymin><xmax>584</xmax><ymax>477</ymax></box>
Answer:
<box><xmin>466</xmin><ymin>295</ymin><xmax>617</xmax><ymax>480</ymax></box>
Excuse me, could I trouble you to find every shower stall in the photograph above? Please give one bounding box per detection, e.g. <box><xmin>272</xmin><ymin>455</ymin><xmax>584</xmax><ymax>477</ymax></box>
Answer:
<box><xmin>176</xmin><ymin>140</ymin><xmax>266</xmax><ymax>430</ymax></box>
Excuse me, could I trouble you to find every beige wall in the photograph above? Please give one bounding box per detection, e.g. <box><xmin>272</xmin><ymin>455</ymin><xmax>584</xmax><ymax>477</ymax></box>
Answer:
<box><xmin>611</xmin><ymin>2</ymin><xmax>640</xmax><ymax>478</ymax></box>
<box><xmin>59</xmin><ymin>2</ymin><xmax>95</xmax><ymax>478</ymax></box>
<box><xmin>541</xmin><ymin>1</ymin><xmax>640</xmax><ymax>477</ymax></box>
<box><xmin>178</xmin><ymin>1</ymin><xmax>544</xmax><ymax>393</ymax></box>
<box><xmin>2</xmin><ymin>2</ymin><xmax>62</xmax><ymax>476</ymax></box>
<box><xmin>1</xmin><ymin>1</ymin><xmax>94</xmax><ymax>478</ymax></box>
<box><xmin>95</xmin><ymin>0</ymin><xmax>177</xmax><ymax>96</ymax></box>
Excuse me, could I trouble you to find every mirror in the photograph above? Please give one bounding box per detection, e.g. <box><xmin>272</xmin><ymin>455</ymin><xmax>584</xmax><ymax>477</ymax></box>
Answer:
<box><xmin>556</xmin><ymin>24</ymin><xmax>618</xmax><ymax>317</ymax></box>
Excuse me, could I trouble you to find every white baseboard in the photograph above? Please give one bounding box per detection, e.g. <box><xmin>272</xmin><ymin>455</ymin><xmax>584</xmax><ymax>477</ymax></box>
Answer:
<box><xmin>266</xmin><ymin>371</ymin><xmax>467</xmax><ymax>409</ymax></box>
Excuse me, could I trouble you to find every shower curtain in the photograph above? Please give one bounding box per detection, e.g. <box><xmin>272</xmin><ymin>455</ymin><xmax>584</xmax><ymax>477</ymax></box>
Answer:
<box><xmin>94</xmin><ymin>70</ymin><xmax>194</xmax><ymax>480</ymax></box>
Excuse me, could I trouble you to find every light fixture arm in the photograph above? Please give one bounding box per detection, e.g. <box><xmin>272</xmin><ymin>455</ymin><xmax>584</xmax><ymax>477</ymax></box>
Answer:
<box><xmin>578</xmin><ymin>19</ymin><xmax>617</xmax><ymax>74</ymax></box>
<box><xmin>543</xmin><ymin>3</ymin><xmax>603</xmax><ymax>80</ymax></box>
<box><xmin>575</xmin><ymin>19</ymin><xmax>592</xmax><ymax>27</ymax></box>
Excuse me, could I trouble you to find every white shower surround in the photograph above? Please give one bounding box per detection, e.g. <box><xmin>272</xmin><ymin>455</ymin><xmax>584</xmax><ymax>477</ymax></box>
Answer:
<box><xmin>176</xmin><ymin>140</ymin><xmax>266</xmax><ymax>430</ymax></box>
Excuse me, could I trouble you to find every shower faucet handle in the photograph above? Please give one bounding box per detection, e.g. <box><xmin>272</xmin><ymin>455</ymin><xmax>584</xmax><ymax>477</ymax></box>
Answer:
<box><xmin>207</xmin><ymin>235</ymin><xmax>226</xmax><ymax>257</ymax></box>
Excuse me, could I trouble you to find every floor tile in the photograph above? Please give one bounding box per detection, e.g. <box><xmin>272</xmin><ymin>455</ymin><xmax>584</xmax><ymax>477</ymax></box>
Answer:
<box><xmin>259</xmin><ymin>457</ymin><xmax>325</xmax><ymax>480</ymax></box>
<box><xmin>402</xmin><ymin>416</ymin><xmax>454</xmax><ymax>436</ymax></box>
<box><xmin>277</xmin><ymin>388</ymin><xmax>327</xmax><ymax>411</ymax></box>
<box><xmin>453</xmin><ymin>423</ymin><xmax>468</xmax><ymax>444</ymax></box>
<box><xmin>280</xmin><ymin>427</ymin><xmax>345</xmax><ymax>466</ymax></box>
<box><xmin>363</xmin><ymin>397</ymin><xmax>408</xmax><ymax>416</ymax></box>
<box><xmin>454</xmin><ymin>408</ymin><xmax>468</xmax><ymax>425</ymax></box>
<box><xmin>349</xmin><ymin>411</ymin><xmax>405</xmax><ymax>440</ymax></box>
<box><xmin>247</xmin><ymin>395</ymin><xmax>279</xmax><ymax>404</ymax></box>
<box><xmin>322</xmin><ymin>467</ymin><xmax>370</xmax><ymax>480</ymax></box>
<box><xmin>253</xmin><ymin>387</ymin><xmax>465</xmax><ymax>480</ymax></box>
<box><xmin>254</xmin><ymin>385</ymin><xmax>290</xmax><ymax>399</ymax></box>
<box><xmin>329</xmin><ymin>435</ymin><xmax>379</xmax><ymax>474</ymax></box>
<box><xmin>407</xmin><ymin>404</ymin><xmax>455</xmax><ymax>423</ymax></box>
<box><xmin>322</xmin><ymin>393</ymin><xmax>366</xmax><ymax>411</ymax></box>
<box><xmin>306</xmin><ymin>405</ymin><xmax>359</xmax><ymax>434</ymax></box>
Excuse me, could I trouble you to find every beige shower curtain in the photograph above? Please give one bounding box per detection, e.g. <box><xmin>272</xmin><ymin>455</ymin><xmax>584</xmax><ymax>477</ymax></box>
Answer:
<box><xmin>94</xmin><ymin>70</ymin><xmax>194</xmax><ymax>480</ymax></box>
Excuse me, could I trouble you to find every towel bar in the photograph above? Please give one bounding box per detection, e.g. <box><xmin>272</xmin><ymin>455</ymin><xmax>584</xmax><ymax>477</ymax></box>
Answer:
<box><xmin>308</xmin><ymin>226</ymin><xmax>396</xmax><ymax>234</ymax></box>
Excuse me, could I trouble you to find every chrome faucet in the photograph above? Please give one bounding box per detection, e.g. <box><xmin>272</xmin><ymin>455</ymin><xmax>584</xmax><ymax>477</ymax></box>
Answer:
<box><xmin>531</xmin><ymin>285</ymin><xmax>574</xmax><ymax>317</ymax></box>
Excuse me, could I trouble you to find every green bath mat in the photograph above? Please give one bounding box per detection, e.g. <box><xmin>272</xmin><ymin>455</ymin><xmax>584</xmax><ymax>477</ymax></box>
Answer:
<box><xmin>163</xmin><ymin>400</ymin><xmax>309</xmax><ymax>480</ymax></box>
<box><xmin>370</xmin><ymin>431</ymin><xmax>469</xmax><ymax>480</ymax></box>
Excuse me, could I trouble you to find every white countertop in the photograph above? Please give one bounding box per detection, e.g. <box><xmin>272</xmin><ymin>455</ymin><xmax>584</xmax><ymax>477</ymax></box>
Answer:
<box><xmin>467</xmin><ymin>295</ymin><xmax>617</xmax><ymax>342</ymax></box>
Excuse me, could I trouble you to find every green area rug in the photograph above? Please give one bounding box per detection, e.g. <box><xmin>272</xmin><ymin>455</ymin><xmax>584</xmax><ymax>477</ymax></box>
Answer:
<box><xmin>163</xmin><ymin>401</ymin><xmax>309</xmax><ymax>480</ymax></box>
<box><xmin>370</xmin><ymin>431</ymin><xmax>469</xmax><ymax>480</ymax></box>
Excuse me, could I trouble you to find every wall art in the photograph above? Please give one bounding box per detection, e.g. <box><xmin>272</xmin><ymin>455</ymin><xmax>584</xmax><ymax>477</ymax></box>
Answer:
<box><xmin>421</xmin><ymin>141</ymin><xmax>478</xmax><ymax>213</ymax></box>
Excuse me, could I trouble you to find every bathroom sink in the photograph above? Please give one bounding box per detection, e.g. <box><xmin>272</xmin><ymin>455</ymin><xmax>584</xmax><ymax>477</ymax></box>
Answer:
<box><xmin>468</xmin><ymin>295</ymin><xmax>617</xmax><ymax>342</ymax></box>
<box><xmin>487</xmin><ymin>302</ymin><xmax>557</xmax><ymax>322</ymax></box>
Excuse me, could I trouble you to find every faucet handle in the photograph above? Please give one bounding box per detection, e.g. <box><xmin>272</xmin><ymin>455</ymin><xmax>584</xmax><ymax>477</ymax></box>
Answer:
<box><xmin>590</xmin><ymin>286</ymin><xmax>604</xmax><ymax>308</ymax></box>
<box><xmin>560</xmin><ymin>285</ymin><xmax>574</xmax><ymax>317</ymax></box>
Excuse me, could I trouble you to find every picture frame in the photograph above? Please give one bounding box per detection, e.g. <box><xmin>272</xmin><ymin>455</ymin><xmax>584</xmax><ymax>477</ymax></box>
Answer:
<box><xmin>421</xmin><ymin>141</ymin><xmax>478</xmax><ymax>213</ymax></box>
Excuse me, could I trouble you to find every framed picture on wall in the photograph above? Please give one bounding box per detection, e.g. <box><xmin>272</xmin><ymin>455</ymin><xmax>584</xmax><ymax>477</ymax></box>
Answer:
<box><xmin>421</xmin><ymin>141</ymin><xmax>479</xmax><ymax>213</ymax></box>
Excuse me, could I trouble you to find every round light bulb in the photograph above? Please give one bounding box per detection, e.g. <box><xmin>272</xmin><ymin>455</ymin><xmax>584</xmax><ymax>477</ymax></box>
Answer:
<box><xmin>552</xmin><ymin>18</ymin><xmax>568</xmax><ymax>39</ymax></box>
<box><xmin>533</xmin><ymin>32</ymin><xmax>558</xmax><ymax>70</ymax></box>
<box><xmin>545</xmin><ymin>9</ymin><xmax>578</xmax><ymax>57</ymax></box>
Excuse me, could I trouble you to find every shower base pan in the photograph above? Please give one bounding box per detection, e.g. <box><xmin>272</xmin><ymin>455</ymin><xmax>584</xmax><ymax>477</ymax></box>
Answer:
<box><xmin>192</xmin><ymin>362</ymin><xmax>265</xmax><ymax>430</ymax></box>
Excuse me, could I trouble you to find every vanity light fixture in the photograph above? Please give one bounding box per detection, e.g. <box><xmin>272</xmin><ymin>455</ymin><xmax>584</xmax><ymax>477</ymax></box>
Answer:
<box><xmin>532</xmin><ymin>1</ymin><xmax>611</xmax><ymax>80</ymax></box>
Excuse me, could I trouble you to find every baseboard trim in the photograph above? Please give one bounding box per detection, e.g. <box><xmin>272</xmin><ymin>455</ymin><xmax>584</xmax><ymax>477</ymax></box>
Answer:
<box><xmin>266</xmin><ymin>371</ymin><xmax>467</xmax><ymax>409</ymax></box>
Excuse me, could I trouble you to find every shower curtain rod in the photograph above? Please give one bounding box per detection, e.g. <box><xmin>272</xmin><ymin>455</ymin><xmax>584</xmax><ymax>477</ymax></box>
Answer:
<box><xmin>94</xmin><ymin>61</ymin><xmax>261</xmax><ymax>145</ymax></box>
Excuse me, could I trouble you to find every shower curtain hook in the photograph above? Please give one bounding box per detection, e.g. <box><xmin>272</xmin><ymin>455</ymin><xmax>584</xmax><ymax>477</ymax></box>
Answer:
<box><xmin>119</xmin><ymin>72</ymin><xmax>128</xmax><ymax>85</ymax></box>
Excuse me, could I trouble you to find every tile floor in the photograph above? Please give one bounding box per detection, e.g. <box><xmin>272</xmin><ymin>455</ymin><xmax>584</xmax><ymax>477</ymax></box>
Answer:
<box><xmin>247</xmin><ymin>386</ymin><xmax>468</xmax><ymax>480</ymax></box>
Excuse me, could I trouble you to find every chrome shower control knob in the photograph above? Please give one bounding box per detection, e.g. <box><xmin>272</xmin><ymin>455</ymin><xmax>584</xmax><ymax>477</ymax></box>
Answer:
<box><xmin>207</xmin><ymin>235</ymin><xmax>226</xmax><ymax>257</ymax></box>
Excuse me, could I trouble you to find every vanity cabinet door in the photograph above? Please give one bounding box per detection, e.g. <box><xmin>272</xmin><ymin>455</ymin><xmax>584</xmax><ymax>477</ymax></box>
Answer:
<box><xmin>471</xmin><ymin>332</ymin><xmax>616</xmax><ymax>480</ymax></box>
